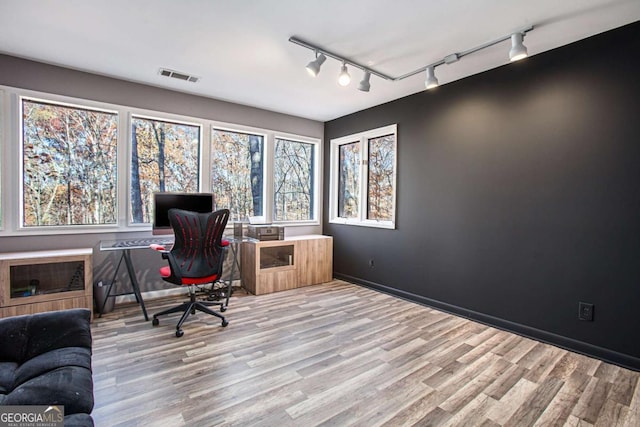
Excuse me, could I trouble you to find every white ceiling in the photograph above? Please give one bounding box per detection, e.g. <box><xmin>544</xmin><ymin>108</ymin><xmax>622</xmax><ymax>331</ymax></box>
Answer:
<box><xmin>1</xmin><ymin>0</ymin><xmax>639</xmax><ymax>122</ymax></box>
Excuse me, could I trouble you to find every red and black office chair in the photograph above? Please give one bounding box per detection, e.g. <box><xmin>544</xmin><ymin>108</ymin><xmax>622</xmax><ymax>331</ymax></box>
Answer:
<box><xmin>150</xmin><ymin>208</ymin><xmax>230</xmax><ymax>337</ymax></box>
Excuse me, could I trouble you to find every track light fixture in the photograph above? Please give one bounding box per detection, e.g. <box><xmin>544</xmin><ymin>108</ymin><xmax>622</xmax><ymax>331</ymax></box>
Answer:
<box><xmin>358</xmin><ymin>71</ymin><xmax>371</xmax><ymax>92</ymax></box>
<box><xmin>306</xmin><ymin>51</ymin><xmax>326</xmax><ymax>77</ymax></box>
<box><xmin>338</xmin><ymin>63</ymin><xmax>351</xmax><ymax>86</ymax></box>
<box><xmin>424</xmin><ymin>66</ymin><xmax>439</xmax><ymax>90</ymax></box>
<box><xmin>289</xmin><ymin>25</ymin><xmax>533</xmax><ymax>93</ymax></box>
<box><xmin>509</xmin><ymin>33</ymin><xmax>528</xmax><ymax>62</ymax></box>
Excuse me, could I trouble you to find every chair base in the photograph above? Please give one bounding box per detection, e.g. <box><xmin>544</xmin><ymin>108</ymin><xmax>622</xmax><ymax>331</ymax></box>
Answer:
<box><xmin>152</xmin><ymin>291</ymin><xmax>228</xmax><ymax>337</ymax></box>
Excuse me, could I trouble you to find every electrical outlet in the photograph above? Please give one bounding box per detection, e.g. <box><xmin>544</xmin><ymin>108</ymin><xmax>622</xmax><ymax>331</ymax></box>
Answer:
<box><xmin>578</xmin><ymin>302</ymin><xmax>594</xmax><ymax>321</ymax></box>
<box><xmin>368</xmin><ymin>259</ymin><xmax>375</xmax><ymax>268</ymax></box>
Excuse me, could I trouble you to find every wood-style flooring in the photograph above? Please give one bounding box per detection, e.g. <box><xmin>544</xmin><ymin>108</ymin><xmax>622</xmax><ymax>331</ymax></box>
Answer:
<box><xmin>91</xmin><ymin>280</ymin><xmax>639</xmax><ymax>426</ymax></box>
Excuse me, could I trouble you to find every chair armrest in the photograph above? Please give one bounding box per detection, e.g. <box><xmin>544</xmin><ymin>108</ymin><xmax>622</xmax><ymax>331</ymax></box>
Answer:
<box><xmin>163</xmin><ymin>252</ymin><xmax>183</xmax><ymax>282</ymax></box>
<box><xmin>149</xmin><ymin>243</ymin><xmax>166</xmax><ymax>251</ymax></box>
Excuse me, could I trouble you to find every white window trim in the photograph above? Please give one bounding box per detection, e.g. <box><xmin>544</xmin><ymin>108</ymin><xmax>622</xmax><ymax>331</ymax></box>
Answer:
<box><xmin>329</xmin><ymin>124</ymin><xmax>397</xmax><ymax>229</ymax></box>
<box><xmin>0</xmin><ymin>85</ymin><xmax>322</xmax><ymax>236</ymax></box>
<box><xmin>18</xmin><ymin>94</ymin><xmax>121</xmax><ymax>233</ymax></box>
<box><xmin>211</xmin><ymin>122</ymin><xmax>322</xmax><ymax>226</ymax></box>
<box><xmin>0</xmin><ymin>88</ymin><xmax>4</xmax><ymax>232</ymax></box>
<box><xmin>128</xmin><ymin>112</ymin><xmax>205</xmax><ymax>227</ymax></box>
<box><xmin>273</xmin><ymin>132</ymin><xmax>322</xmax><ymax>225</ymax></box>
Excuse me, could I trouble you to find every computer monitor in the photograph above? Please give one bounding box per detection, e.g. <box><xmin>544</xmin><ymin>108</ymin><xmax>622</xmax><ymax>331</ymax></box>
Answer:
<box><xmin>152</xmin><ymin>192</ymin><xmax>214</xmax><ymax>235</ymax></box>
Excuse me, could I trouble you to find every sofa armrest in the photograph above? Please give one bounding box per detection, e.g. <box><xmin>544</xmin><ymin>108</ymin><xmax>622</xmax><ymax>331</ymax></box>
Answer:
<box><xmin>0</xmin><ymin>309</ymin><xmax>92</xmax><ymax>363</ymax></box>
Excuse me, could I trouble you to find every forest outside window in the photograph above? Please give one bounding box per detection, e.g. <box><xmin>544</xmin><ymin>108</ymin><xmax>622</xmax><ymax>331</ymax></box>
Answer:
<box><xmin>130</xmin><ymin>115</ymin><xmax>201</xmax><ymax>224</ymax></box>
<box><xmin>21</xmin><ymin>98</ymin><xmax>118</xmax><ymax>227</ymax></box>
<box><xmin>5</xmin><ymin>88</ymin><xmax>321</xmax><ymax>235</ymax></box>
<box><xmin>211</xmin><ymin>128</ymin><xmax>264</xmax><ymax>222</ymax></box>
<box><xmin>274</xmin><ymin>137</ymin><xmax>316</xmax><ymax>222</ymax></box>
<box><xmin>330</xmin><ymin>124</ymin><xmax>397</xmax><ymax>229</ymax></box>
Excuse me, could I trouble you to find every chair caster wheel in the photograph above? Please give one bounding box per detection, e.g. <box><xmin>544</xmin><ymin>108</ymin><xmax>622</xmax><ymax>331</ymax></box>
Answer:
<box><xmin>152</xmin><ymin>318</ymin><xmax>159</xmax><ymax>326</ymax></box>
<box><xmin>220</xmin><ymin>306</ymin><xmax>227</xmax><ymax>312</ymax></box>
<box><xmin>221</xmin><ymin>320</ymin><xmax>229</xmax><ymax>327</ymax></box>
<box><xmin>176</xmin><ymin>329</ymin><xmax>184</xmax><ymax>337</ymax></box>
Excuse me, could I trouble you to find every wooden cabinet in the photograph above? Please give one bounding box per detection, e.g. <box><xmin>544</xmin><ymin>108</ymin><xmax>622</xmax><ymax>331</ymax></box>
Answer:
<box><xmin>241</xmin><ymin>235</ymin><xmax>332</xmax><ymax>295</ymax></box>
<box><xmin>0</xmin><ymin>248</ymin><xmax>93</xmax><ymax>319</ymax></box>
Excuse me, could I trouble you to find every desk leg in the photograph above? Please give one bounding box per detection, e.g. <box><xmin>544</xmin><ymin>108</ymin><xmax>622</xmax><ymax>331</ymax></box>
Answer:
<box><xmin>224</xmin><ymin>243</ymin><xmax>237</xmax><ymax>308</ymax></box>
<box><xmin>123</xmin><ymin>249</ymin><xmax>149</xmax><ymax>321</ymax></box>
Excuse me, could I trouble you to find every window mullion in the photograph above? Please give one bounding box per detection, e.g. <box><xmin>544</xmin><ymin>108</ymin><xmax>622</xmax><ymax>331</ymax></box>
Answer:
<box><xmin>263</xmin><ymin>132</ymin><xmax>274</xmax><ymax>224</ymax></box>
<box><xmin>120</xmin><ymin>112</ymin><xmax>131</xmax><ymax>227</ymax></box>
<box><xmin>359</xmin><ymin>136</ymin><xmax>369</xmax><ymax>223</ymax></box>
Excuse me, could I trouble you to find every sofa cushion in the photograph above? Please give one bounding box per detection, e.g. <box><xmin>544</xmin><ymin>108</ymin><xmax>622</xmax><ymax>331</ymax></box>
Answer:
<box><xmin>0</xmin><ymin>309</ymin><xmax>92</xmax><ymax>363</ymax></box>
<box><xmin>0</xmin><ymin>361</ymin><xmax>18</xmax><ymax>395</ymax></box>
<box><xmin>2</xmin><ymin>365</ymin><xmax>93</xmax><ymax>414</ymax></box>
<box><xmin>64</xmin><ymin>413</ymin><xmax>94</xmax><ymax>427</ymax></box>
<box><xmin>14</xmin><ymin>347</ymin><xmax>92</xmax><ymax>387</ymax></box>
<box><xmin>0</xmin><ymin>309</ymin><xmax>93</xmax><ymax>423</ymax></box>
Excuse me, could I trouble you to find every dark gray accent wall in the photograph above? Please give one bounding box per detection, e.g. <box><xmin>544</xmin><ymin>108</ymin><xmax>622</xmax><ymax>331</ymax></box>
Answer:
<box><xmin>324</xmin><ymin>22</ymin><xmax>640</xmax><ymax>370</ymax></box>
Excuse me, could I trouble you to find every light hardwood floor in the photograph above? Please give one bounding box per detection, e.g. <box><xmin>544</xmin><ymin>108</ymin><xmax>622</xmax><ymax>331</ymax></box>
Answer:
<box><xmin>91</xmin><ymin>280</ymin><xmax>639</xmax><ymax>426</ymax></box>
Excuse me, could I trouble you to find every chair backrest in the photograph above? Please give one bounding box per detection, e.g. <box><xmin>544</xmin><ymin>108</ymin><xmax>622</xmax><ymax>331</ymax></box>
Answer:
<box><xmin>167</xmin><ymin>208</ymin><xmax>230</xmax><ymax>281</ymax></box>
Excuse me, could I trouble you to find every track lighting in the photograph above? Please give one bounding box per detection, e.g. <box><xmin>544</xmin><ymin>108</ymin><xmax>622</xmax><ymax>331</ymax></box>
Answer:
<box><xmin>306</xmin><ymin>52</ymin><xmax>326</xmax><ymax>77</ymax></box>
<box><xmin>358</xmin><ymin>71</ymin><xmax>371</xmax><ymax>92</ymax></box>
<box><xmin>509</xmin><ymin>32</ymin><xmax>528</xmax><ymax>62</ymax></box>
<box><xmin>338</xmin><ymin>63</ymin><xmax>351</xmax><ymax>86</ymax></box>
<box><xmin>290</xmin><ymin>25</ymin><xmax>533</xmax><ymax>93</ymax></box>
<box><xmin>424</xmin><ymin>66</ymin><xmax>439</xmax><ymax>89</ymax></box>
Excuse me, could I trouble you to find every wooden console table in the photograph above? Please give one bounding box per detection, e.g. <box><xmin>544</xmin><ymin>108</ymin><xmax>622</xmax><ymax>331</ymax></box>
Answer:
<box><xmin>0</xmin><ymin>248</ymin><xmax>93</xmax><ymax>319</ymax></box>
<box><xmin>241</xmin><ymin>235</ymin><xmax>332</xmax><ymax>295</ymax></box>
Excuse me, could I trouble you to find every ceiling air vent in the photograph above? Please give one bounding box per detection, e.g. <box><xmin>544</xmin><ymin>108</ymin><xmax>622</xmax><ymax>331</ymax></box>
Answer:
<box><xmin>158</xmin><ymin>68</ymin><xmax>200</xmax><ymax>83</ymax></box>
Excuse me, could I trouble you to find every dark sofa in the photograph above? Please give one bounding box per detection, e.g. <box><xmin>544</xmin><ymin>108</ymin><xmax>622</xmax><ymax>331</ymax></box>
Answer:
<box><xmin>0</xmin><ymin>309</ymin><xmax>94</xmax><ymax>427</ymax></box>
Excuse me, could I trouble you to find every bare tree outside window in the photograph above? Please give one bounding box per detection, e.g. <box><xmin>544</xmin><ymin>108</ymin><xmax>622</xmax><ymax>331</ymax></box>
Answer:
<box><xmin>274</xmin><ymin>138</ymin><xmax>314</xmax><ymax>221</ymax></box>
<box><xmin>130</xmin><ymin>116</ymin><xmax>201</xmax><ymax>223</ymax></box>
<box><xmin>211</xmin><ymin>129</ymin><xmax>263</xmax><ymax>221</ymax></box>
<box><xmin>338</xmin><ymin>142</ymin><xmax>360</xmax><ymax>218</ymax></box>
<box><xmin>367</xmin><ymin>134</ymin><xmax>395</xmax><ymax>220</ymax></box>
<box><xmin>22</xmin><ymin>99</ymin><xmax>118</xmax><ymax>226</ymax></box>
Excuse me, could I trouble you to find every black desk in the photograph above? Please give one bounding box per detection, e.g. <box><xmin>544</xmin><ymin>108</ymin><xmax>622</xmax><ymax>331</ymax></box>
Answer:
<box><xmin>99</xmin><ymin>237</ymin><xmax>174</xmax><ymax>321</ymax></box>
<box><xmin>99</xmin><ymin>236</ymin><xmax>244</xmax><ymax>320</ymax></box>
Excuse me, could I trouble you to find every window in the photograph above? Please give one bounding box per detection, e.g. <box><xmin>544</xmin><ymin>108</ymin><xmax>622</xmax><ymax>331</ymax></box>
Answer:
<box><xmin>338</xmin><ymin>141</ymin><xmax>360</xmax><ymax>219</ymax></box>
<box><xmin>367</xmin><ymin>134</ymin><xmax>395</xmax><ymax>221</ymax></box>
<box><xmin>330</xmin><ymin>124</ymin><xmax>397</xmax><ymax>229</ymax></box>
<box><xmin>130</xmin><ymin>115</ymin><xmax>201</xmax><ymax>224</ymax></box>
<box><xmin>274</xmin><ymin>138</ymin><xmax>315</xmax><ymax>221</ymax></box>
<box><xmin>3</xmin><ymin>86</ymin><xmax>321</xmax><ymax>235</ymax></box>
<box><xmin>21</xmin><ymin>98</ymin><xmax>118</xmax><ymax>227</ymax></box>
<box><xmin>211</xmin><ymin>128</ymin><xmax>264</xmax><ymax>222</ymax></box>
<box><xmin>0</xmin><ymin>89</ymin><xmax>3</xmax><ymax>229</ymax></box>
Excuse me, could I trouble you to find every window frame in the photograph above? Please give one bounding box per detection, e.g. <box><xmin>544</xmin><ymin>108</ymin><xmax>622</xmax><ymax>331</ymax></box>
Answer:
<box><xmin>128</xmin><ymin>112</ymin><xmax>204</xmax><ymax>226</ymax></box>
<box><xmin>329</xmin><ymin>124</ymin><xmax>397</xmax><ymax>229</ymax></box>
<box><xmin>0</xmin><ymin>88</ymin><xmax>4</xmax><ymax>231</ymax></box>
<box><xmin>18</xmin><ymin>95</ymin><xmax>121</xmax><ymax>232</ymax></box>
<box><xmin>0</xmin><ymin>85</ymin><xmax>322</xmax><ymax>236</ymax></box>
<box><xmin>210</xmin><ymin>124</ymin><xmax>269</xmax><ymax>224</ymax></box>
<box><xmin>210</xmin><ymin>123</ymin><xmax>321</xmax><ymax>226</ymax></box>
<box><xmin>272</xmin><ymin>132</ymin><xmax>321</xmax><ymax>225</ymax></box>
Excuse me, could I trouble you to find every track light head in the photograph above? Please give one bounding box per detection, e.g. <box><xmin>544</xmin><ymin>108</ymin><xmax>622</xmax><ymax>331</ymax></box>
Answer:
<box><xmin>425</xmin><ymin>66</ymin><xmax>439</xmax><ymax>89</ymax></box>
<box><xmin>338</xmin><ymin>63</ymin><xmax>351</xmax><ymax>86</ymax></box>
<box><xmin>358</xmin><ymin>71</ymin><xmax>371</xmax><ymax>92</ymax></box>
<box><xmin>509</xmin><ymin>33</ymin><xmax>528</xmax><ymax>62</ymax></box>
<box><xmin>306</xmin><ymin>52</ymin><xmax>327</xmax><ymax>77</ymax></box>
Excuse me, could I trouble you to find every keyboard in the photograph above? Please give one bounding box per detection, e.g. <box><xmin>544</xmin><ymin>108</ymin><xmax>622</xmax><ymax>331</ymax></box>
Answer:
<box><xmin>111</xmin><ymin>238</ymin><xmax>174</xmax><ymax>248</ymax></box>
